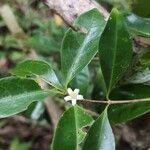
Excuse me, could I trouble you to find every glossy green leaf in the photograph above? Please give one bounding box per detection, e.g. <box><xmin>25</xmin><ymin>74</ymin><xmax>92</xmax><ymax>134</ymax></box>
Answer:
<box><xmin>83</xmin><ymin>107</ymin><xmax>115</xmax><ymax>150</ymax></box>
<box><xmin>126</xmin><ymin>14</ymin><xmax>150</xmax><ymax>38</ymax></box>
<box><xmin>97</xmin><ymin>68</ymin><xmax>107</xmax><ymax>97</ymax></box>
<box><xmin>99</xmin><ymin>8</ymin><xmax>133</xmax><ymax>96</ymax></box>
<box><xmin>71</xmin><ymin>66</ymin><xmax>90</xmax><ymax>97</ymax></box>
<box><xmin>109</xmin><ymin>84</ymin><xmax>150</xmax><ymax>123</ymax></box>
<box><xmin>52</xmin><ymin>105</ymin><xmax>94</xmax><ymax>150</ymax></box>
<box><xmin>11</xmin><ymin>60</ymin><xmax>63</xmax><ymax>91</ymax></box>
<box><xmin>31</xmin><ymin>101</ymin><xmax>45</xmax><ymax>120</ymax></box>
<box><xmin>0</xmin><ymin>77</ymin><xmax>49</xmax><ymax>118</ymax></box>
<box><xmin>61</xmin><ymin>9</ymin><xmax>106</xmax><ymax>86</ymax></box>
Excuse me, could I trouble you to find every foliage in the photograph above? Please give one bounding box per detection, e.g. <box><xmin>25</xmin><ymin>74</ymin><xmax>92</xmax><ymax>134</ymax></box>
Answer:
<box><xmin>52</xmin><ymin>105</ymin><xmax>94</xmax><ymax>150</ymax></box>
<box><xmin>0</xmin><ymin>0</ymin><xmax>150</xmax><ymax>149</ymax></box>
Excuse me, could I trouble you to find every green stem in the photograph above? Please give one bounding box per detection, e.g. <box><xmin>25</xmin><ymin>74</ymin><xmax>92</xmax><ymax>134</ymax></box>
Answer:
<box><xmin>78</xmin><ymin>98</ymin><xmax>150</xmax><ymax>105</ymax></box>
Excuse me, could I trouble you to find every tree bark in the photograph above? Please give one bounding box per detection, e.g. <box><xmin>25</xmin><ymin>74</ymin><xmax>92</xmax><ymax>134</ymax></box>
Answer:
<box><xmin>45</xmin><ymin>0</ymin><xmax>109</xmax><ymax>27</ymax></box>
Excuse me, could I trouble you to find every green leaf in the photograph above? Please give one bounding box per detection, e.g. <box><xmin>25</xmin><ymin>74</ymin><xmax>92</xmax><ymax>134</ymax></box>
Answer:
<box><xmin>140</xmin><ymin>48</ymin><xmax>150</xmax><ymax>68</ymax></box>
<box><xmin>9</xmin><ymin>138</ymin><xmax>31</xmax><ymax>150</ymax></box>
<box><xmin>31</xmin><ymin>101</ymin><xmax>45</xmax><ymax>120</ymax></box>
<box><xmin>97</xmin><ymin>68</ymin><xmax>107</xmax><ymax>97</ymax></box>
<box><xmin>130</xmin><ymin>0</ymin><xmax>150</xmax><ymax>17</ymax></box>
<box><xmin>0</xmin><ymin>77</ymin><xmax>49</xmax><ymax>118</ymax></box>
<box><xmin>52</xmin><ymin>105</ymin><xmax>94</xmax><ymax>150</ymax></box>
<box><xmin>26</xmin><ymin>35</ymin><xmax>60</xmax><ymax>54</ymax></box>
<box><xmin>99</xmin><ymin>8</ymin><xmax>133</xmax><ymax>97</ymax></box>
<box><xmin>83</xmin><ymin>107</ymin><xmax>115</xmax><ymax>150</ymax></box>
<box><xmin>109</xmin><ymin>84</ymin><xmax>150</xmax><ymax>123</ymax></box>
<box><xmin>71</xmin><ymin>66</ymin><xmax>90</xmax><ymax>97</ymax></box>
<box><xmin>11</xmin><ymin>60</ymin><xmax>63</xmax><ymax>91</ymax></box>
<box><xmin>61</xmin><ymin>9</ymin><xmax>106</xmax><ymax>86</ymax></box>
<box><xmin>126</xmin><ymin>14</ymin><xmax>150</xmax><ymax>38</ymax></box>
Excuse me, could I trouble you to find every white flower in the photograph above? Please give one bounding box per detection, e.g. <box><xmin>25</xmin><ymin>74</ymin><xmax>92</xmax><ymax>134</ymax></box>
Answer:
<box><xmin>64</xmin><ymin>88</ymin><xmax>84</xmax><ymax>106</ymax></box>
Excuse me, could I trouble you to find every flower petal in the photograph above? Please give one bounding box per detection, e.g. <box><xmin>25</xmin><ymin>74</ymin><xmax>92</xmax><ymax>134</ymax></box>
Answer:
<box><xmin>74</xmin><ymin>89</ymin><xmax>79</xmax><ymax>95</ymax></box>
<box><xmin>71</xmin><ymin>99</ymin><xmax>77</xmax><ymax>106</ymax></box>
<box><xmin>77</xmin><ymin>95</ymin><xmax>84</xmax><ymax>100</ymax></box>
<box><xmin>67</xmin><ymin>88</ymin><xmax>73</xmax><ymax>95</ymax></box>
<box><xmin>64</xmin><ymin>96</ymin><xmax>71</xmax><ymax>101</ymax></box>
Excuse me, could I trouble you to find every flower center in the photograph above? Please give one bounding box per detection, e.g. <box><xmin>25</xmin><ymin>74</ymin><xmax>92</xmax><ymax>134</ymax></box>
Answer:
<box><xmin>71</xmin><ymin>93</ymin><xmax>78</xmax><ymax>99</ymax></box>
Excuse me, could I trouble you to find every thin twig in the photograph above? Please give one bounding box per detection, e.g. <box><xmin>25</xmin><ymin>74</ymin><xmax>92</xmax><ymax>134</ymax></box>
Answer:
<box><xmin>79</xmin><ymin>98</ymin><xmax>150</xmax><ymax>105</ymax></box>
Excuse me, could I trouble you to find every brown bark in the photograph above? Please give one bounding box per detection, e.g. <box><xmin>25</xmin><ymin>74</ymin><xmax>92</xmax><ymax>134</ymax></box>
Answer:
<box><xmin>45</xmin><ymin>0</ymin><xmax>109</xmax><ymax>27</ymax></box>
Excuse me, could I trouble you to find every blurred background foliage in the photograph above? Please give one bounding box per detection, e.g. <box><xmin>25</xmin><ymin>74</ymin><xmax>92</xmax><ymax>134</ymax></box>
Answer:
<box><xmin>0</xmin><ymin>0</ymin><xmax>150</xmax><ymax>150</ymax></box>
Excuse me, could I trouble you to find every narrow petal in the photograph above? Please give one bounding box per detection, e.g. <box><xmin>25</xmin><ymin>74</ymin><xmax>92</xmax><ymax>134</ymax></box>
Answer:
<box><xmin>74</xmin><ymin>89</ymin><xmax>79</xmax><ymax>95</ymax></box>
<box><xmin>64</xmin><ymin>96</ymin><xmax>71</xmax><ymax>101</ymax></box>
<box><xmin>67</xmin><ymin>88</ymin><xmax>73</xmax><ymax>95</ymax></box>
<box><xmin>77</xmin><ymin>95</ymin><xmax>84</xmax><ymax>100</ymax></box>
<box><xmin>72</xmin><ymin>99</ymin><xmax>77</xmax><ymax>106</ymax></box>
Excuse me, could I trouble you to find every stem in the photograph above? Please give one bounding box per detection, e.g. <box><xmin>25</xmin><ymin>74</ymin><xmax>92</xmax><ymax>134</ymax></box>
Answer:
<box><xmin>78</xmin><ymin>98</ymin><xmax>150</xmax><ymax>105</ymax></box>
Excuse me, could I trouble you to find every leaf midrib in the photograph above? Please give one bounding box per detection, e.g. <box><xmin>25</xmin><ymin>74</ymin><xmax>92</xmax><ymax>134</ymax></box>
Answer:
<box><xmin>66</xmin><ymin>13</ymin><xmax>97</xmax><ymax>84</ymax></box>
<box><xmin>0</xmin><ymin>90</ymin><xmax>48</xmax><ymax>103</ymax></box>
<box><xmin>107</xmin><ymin>16</ymin><xmax>118</xmax><ymax>97</ymax></box>
<box><xmin>97</xmin><ymin>110</ymin><xmax>107</xmax><ymax>149</ymax></box>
